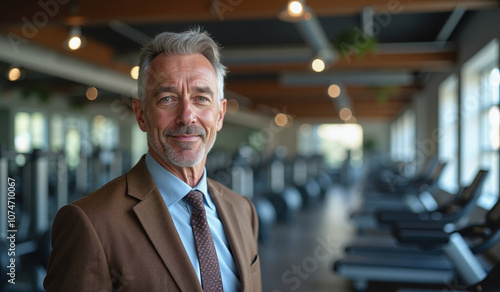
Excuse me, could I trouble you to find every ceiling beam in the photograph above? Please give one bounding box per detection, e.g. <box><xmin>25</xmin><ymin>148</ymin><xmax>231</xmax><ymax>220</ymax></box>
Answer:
<box><xmin>280</xmin><ymin>71</ymin><xmax>416</xmax><ymax>86</ymax></box>
<box><xmin>3</xmin><ymin>27</ymin><xmax>114</xmax><ymax>66</ymax></box>
<box><xmin>226</xmin><ymin>80</ymin><xmax>420</xmax><ymax>100</ymax></box>
<box><xmin>351</xmin><ymin>99</ymin><xmax>411</xmax><ymax>110</ymax></box>
<box><xmin>0</xmin><ymin>0</ymin><xmax>497</xmax><ymax>26</ymax></box>
<box><xmin>226</xmin><ymin>50</ymin><xmax>456</xmax><ymax>74</ymax></box>
<box><xmin>3</xmin><ymin>23</ymin><xmax>456</xmax><ymax>75</ymax></box>
<box><xmin>259</xmin><ymin>98</ymin><xmax>411</xmax><ymax>109</ymax></box>
<box><xmin>0</xmin><ymin>33</ymin><xmax>137</xmax><ymax>97</ymax></box>
<box><xmin>226</xmin><ymin>79</ymin><xmax>414</xmax><ymax>119</ymax></box>
<box><xmin>347</xmin><ymin>85</ymin><xmax>421</xmax><ymax>99</ymax></box>
<box><xmin>226</xmin><ymin>80</ymin><xmax>327</xmax><ymax>98</ymax></box>
<box><xmin>331</xmin><ymin>51</ymin><xmax>456</xmax><ymax>70</ymax></box>
<box><xmin>0</xmin><ymin>26</ymin><xmax>133</xmax><ymax>75</ymax></box>
<box><xmin>254</xmin><ymin>99</ymin><xmax>405</xmax><ymax>119</ymax></box>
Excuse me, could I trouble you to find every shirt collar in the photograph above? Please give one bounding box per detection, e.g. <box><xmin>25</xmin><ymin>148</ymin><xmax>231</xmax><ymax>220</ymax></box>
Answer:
<box><xmin>144</xmin><ymin>152</ymin><xmax>214</xmax><ymax>210</ymax></box>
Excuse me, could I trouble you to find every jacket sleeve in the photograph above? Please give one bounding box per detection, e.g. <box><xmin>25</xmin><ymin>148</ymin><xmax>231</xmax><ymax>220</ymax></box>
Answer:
<box><xmin>44</xmin><ymin>204</ymin><xmax>112</xmax><ymax>292</ymax></box>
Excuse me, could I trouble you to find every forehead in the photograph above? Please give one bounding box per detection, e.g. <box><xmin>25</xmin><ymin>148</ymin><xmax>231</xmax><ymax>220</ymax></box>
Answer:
<box><xmin>146</xmin><ymin>53</ymin><xmax>216</xmax><ymax>86</ymax></box>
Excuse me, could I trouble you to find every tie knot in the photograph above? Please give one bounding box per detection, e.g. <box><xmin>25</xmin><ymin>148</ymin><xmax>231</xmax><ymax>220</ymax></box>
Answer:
<box><xmin>184</xmin><ymin>190</ymin><xmax>205</xmax><ymax>212</ymax></box>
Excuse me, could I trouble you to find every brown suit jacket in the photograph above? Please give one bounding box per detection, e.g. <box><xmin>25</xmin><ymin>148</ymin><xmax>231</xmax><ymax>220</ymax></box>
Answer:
<box><xmin>44</xmin><ymin>157</ymin><xmax>261</xmax><ymax>292</ymax></box>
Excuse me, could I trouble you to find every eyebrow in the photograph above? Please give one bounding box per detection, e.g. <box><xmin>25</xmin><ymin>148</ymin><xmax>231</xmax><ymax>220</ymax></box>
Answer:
<box><xmin>153</xmin><ymin>86</ymin><xmax>214</xmax><ymax>98</ymax></box>
<box><xmin>153</xmin><ymin>86</ymin><xmax>177</xmax><ymax>98</ymax></box>
<box><xmin>195</xmin><ymin>86</ymin><xmax>215</xmax><ymax>97</ymax></box>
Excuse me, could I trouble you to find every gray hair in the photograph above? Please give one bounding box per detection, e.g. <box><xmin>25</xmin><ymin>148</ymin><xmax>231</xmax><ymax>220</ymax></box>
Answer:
<box><xmin>137</xmin><ymin>27</ymin><xmax>227</xmax><ymax>103</ymax></box>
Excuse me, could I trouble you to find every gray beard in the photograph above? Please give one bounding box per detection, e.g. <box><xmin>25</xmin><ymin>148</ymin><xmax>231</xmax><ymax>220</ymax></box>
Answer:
<box><xmin>151</xmin><ymin>125</ymin><xmax>216</xmax><ymax>168</ymax></box>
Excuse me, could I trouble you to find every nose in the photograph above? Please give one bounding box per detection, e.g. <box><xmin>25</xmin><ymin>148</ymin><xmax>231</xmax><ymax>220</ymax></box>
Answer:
<box><xmin>176</xmin><ymin>98</ymin><xmax>196</xmax><ymax>125</ymax></box>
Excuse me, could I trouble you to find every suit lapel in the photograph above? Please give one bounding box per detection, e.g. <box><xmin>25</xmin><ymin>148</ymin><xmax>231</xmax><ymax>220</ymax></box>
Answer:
<box><xmin>127</xmin><ymin>158</ymin><xmax>202</xmax><ymax>292</ymax></box>
<box><xmin>208</xmin><ymin>180</ymin><xmax>252</xmax><ymax>291</ymax></box>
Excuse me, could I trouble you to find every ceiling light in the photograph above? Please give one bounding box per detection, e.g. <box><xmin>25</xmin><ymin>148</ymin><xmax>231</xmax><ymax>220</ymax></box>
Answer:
<box><xmin>311</xmin><ymin>58</ymin><xmax>325</xmax><ymax>72</ymax></box>
<box><xmin>130</xmin><ymin>65</ymin><xmax>139</xmax><ymax>80</ymax></box>
<box><xmin>7</xmin><ymin>67</ymin><xmax>22</xmax><ymax>81</ymax></box>
<box><xmin>339</xmin><ymin>107</ymin><xmax>352</xmax><ymax>121</ymax></box>
<box><xmin>346</xmin><ymin>116</ymin><xmax>357</xmax><ymax>124</ymax></box>
<box><xmin>278</xmin><ymin>0</ymin><xmax>312</xmax><ymax>22</ymax></box>
<box><xmin>328</xmin><ymin>84</ymin><xmax>341</xmax><ymax>98</ymax></box>
<box><xmin>66</xmin><ymin>27</ymin><xmax>85</xmax><ymax>51</ymax></box>
<box><xmin>68</xmin><ymin>36</ymin><xmax>81</xmax><ymax>50</ymax></box>
<box><xmin>288</xmin><ymin>1</ymin><xmax>303</xmax><ymax>16</ymax></box>
<box><xmin>86</xmin><ymin>86</ymin><xmax>98</xmax><ymax>100</ymax></box>
<box><xmin>275</xmin><ymin>113</ymin><xmax>289</xmax><ymax>127</ymax></box>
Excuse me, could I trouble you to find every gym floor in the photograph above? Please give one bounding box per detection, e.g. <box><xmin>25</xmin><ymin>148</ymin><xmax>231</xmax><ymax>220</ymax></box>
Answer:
<box><xmin>259</xmin><ymin>185</ymin><xmax>360</xmax><ymax>292</ymax></box>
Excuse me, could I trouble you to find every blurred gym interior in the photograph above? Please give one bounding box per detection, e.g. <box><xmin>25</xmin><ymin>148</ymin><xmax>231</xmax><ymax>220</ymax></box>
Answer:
<box><xmin>1</xmin><ymin>1</ymin><xmax>500</xmax><ymax>291</ymax></box>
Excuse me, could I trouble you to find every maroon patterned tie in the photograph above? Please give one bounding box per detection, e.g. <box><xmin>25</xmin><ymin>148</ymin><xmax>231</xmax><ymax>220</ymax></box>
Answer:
<box><xmin>184</xmin><ymin>190</ymin><xmax>224</xmax><ymax>292</ymax></box>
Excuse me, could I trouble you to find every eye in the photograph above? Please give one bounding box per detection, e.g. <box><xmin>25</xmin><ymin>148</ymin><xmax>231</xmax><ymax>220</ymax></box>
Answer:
<box><xmin>196</xmin><ymin>96</ymin><xmax>210</xmax><ymax>103</ymax></box>
<box><xmin>159</xmin><ymin>96</ymin><xmax>176</xmax><ymax>103</ymax></box>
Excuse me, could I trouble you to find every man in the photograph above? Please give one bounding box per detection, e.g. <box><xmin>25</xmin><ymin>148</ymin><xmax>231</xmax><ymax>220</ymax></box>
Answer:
<box><xmin>44</xmin><ymin>28</ymin><xmax>261</xmax><ymax>292</ymax></box>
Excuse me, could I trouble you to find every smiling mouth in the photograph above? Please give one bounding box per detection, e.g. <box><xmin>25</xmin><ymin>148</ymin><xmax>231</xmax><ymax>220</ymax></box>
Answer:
<box><xmin>169</xmin><ymin>134</ymin><xmax>200</xmax><ymax>142</ymax></box>
<box><xmin>164</xmin><ymin>125</ymin><xmax>206</xmax><ymax>143</ymax></box>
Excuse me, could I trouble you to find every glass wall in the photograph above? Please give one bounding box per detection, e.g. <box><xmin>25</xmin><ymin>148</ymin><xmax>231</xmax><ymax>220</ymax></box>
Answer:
<box><xmin>438</xmin><ymin>75</ymin><xmax>459</xmax><ymax>194</ymax></box>
<box><xmin>14</xmin><ymin>112</ymin><xmax>48</xmax><ymax>153</ymax></box>
<box><xmin>297</xmin><ymin>123</ymin><xmax>364</xmax><ymax>169</ymax></box>
<box><xmin>390</xmin><ymin>109</ymin><xmax>416</xmax><ymax>164</ymax></box>
<box><xmin>461</xmin><ymin>39</ymin><xmax>499</xmax><ymax>208</ymax></box>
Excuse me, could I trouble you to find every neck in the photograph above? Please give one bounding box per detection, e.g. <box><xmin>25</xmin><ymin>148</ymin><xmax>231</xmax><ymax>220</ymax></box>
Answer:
<box><xmin>149</xmin><ymin>149</ymin><xmax>205</xmax><ymax>187</ymax></box>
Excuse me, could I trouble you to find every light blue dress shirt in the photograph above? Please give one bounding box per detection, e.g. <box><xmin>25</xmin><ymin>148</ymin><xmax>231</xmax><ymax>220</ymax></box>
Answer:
<box><xmin>145</xmin><ymin>153</ymin><xmax>241</xmax><ymax>291</ymax></box>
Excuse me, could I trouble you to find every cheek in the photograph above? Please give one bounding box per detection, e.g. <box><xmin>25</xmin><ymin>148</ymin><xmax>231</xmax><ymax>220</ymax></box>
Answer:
<box><xmin>201</xmin><ymin>108</ymin><xmax>220</xmax><ymax>131</ymax></box>
<box><xmin>146</xmin><ymin>108</ymin><xmax>174</xmax><ymax>132</ymax></box>
<box><xmin>148</xmin><ymin>104</ymin><xmax>166</xmax><ymax>119</ymax></box>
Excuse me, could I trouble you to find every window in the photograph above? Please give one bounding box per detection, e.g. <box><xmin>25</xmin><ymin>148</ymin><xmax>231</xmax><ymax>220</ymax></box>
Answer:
<box><xmin>64</xmin><ymin>117</ymin><xmax>87</xmax><ymax>170</ymax></box>
<box><xmin>316</xmin><ymin>124</ymin><xmax>364</xmax><ymax>168</ymax></box>
<box><xmin>479</xmin><ymin>68</ymin><xmax>499</xmax><ymax>207</ymax></box>
<box><xmin>438</xmin><ymin>75</ymin><xmax>459</xmax><ymax>194</ymax></box>
<box><xmin>14</xmin><ymin>112</ymin><xmax>31</xmax><ymax>153</ymax></box>
<box><xmin>31</xmin><ymin>112</ymin><xmax>46</xmax><ymax>150</ymax></box>
<box><xmin>91</xmin><ymin>115</ymin><xmax>119</xmax><ymax>151</ymax></box>
<box><xmin>50</xmin><ymin>114</ymin><xmax>64</xmax><ymax>152</ymax></box>
<box><xmin>461</xmin><ymin>39</ymin><xmax>499</xmax><ymax>208</ymax></box>
<box><xmin>390</xmin><ymin>109</ymin><xmax>416</xmax><ymax>164</ymax></box>
<box><xmin>14</xmin><ymin>112</ymin><xmax>47</xmax><ymax>153</ymax></box>
<box><xmin>296</xmin><ymin>123</ymin><xmax>363</xmax><ymax>169</ymax></box>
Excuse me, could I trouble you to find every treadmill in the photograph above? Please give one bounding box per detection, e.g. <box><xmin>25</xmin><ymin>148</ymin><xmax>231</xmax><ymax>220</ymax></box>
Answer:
<box><xmin>346</xmin><ymin>169</ymin><xmax>488</xmax><ymax>255</ymax></box>
<box><xmin>333</xmin><ymin>172</ymin><xmax>499</xmax><ymax>291</ymax></box>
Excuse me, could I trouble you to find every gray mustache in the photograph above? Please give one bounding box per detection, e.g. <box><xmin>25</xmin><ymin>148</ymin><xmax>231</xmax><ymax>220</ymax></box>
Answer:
<box><xmin>164</xmin><ymin>126</ymin><xmax>206</xmax><ymax>140</ymax></box>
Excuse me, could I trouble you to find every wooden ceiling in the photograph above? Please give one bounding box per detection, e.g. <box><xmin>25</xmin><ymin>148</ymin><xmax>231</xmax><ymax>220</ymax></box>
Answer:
<box><xmin>1</xmin><ymin>0</ymin><xmax>499</xmax><ymax>121</ymax></box>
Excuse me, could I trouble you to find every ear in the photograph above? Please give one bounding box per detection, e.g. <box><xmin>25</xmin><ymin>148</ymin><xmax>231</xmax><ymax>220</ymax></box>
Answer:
<box><xmin>132</xmin><ymin>98</ymin><xmax>147</xmax><ymax>132</ymax></box>
<box><xmin>216</xmin><ymin>98</ymin><xmax>227</xmax><ymax>132</ymax></box>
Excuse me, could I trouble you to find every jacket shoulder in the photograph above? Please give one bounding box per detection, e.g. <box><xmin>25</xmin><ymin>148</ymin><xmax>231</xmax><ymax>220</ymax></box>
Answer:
<box><xmin>70</xmin><ymin>157</ymin><xmax>151</xmax><ymax>212</ymax></box>
<box><xmin>70</xmin><ymin>174</ymin><xmax>131</xmax><ymax>215</ymax></box>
